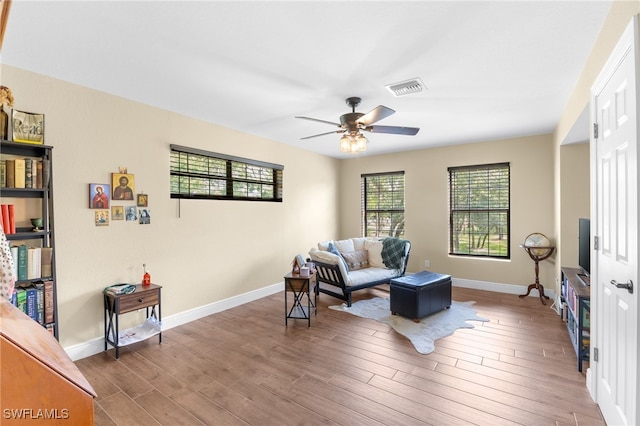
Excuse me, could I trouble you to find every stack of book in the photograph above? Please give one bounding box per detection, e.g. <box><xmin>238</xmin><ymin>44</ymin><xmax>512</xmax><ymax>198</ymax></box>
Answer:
<box><xmin>8</xmin><ymin>245</ymin><xmax>53</xmax><ymax>280</ymax></box>
<box><xmin>0</xmin><ymin>203</ymin><xmax>16</xmax><ymax>234</ymax></box>
<box><xmin>0</xmin><ymin>158</ymin><xmax>50</xmax><ymax>189</ymax></box>
<box><xmin>11</xmin><ymin>281</ymin><xmax>55</xmax><ymax>327</ymax></box>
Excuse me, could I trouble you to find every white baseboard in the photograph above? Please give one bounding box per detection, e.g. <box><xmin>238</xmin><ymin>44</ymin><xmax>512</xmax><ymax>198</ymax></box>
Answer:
<box><xmin>66</xmin><ymin>277</ymin><xmax>556</xmax><ymax>361</ymax></box>
<box><xmin>65</xmin><ymin>282</ymin><xmax>282</xmax><ymax>361</ymax></box>
<box><xmin>453</xmin><ymin>277</ymin><xmax>557</xmax><ymax>303</ymax></box>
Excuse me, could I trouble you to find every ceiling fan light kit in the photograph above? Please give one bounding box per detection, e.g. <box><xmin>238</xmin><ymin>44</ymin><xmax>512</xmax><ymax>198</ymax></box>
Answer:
<box><xmin>296</xmin><ymin>96</ymin><xmax>420</xmax><ymax>154</ymax></box>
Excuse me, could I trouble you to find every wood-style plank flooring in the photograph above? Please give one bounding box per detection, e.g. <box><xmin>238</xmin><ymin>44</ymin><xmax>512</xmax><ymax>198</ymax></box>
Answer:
<box><xmin>76</xmin><ymin>286</ymin><xmax>604</xmax><ymax>425</ymax></box>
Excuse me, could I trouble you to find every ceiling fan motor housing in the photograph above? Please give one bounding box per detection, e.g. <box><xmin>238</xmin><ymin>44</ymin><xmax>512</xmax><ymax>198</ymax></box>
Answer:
<box><xmin>340</xmin><ymin>112</ymin><xmax>365</xmax><ymax>130</ymax></box>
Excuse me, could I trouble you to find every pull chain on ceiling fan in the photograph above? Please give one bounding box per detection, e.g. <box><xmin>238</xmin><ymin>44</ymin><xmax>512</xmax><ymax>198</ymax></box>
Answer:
<box><xmin>295</xmin><ymin>97</ymin><xmax>420</xmax><ymax>153</ymax></box>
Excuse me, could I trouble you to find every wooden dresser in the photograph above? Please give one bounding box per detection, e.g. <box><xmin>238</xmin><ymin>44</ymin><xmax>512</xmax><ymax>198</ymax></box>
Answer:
<box><xmin>0</xmin><ymin>298</ymin><xmax>96</xmax><ymax>424</ymax></box>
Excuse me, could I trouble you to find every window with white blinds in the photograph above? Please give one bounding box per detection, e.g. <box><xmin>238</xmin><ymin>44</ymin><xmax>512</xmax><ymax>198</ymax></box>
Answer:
<box><xmin>361</xmin><ymin>171</ymin><xmax>405</xmax><ymax>238</ymax></box>
<box><xmin>448</xmin><ymin>163</ymin><xmax>510</xmax><ymax>258</ymax></box>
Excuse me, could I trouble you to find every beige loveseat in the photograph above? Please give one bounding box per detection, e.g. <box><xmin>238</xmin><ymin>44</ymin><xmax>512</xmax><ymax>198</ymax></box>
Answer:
<box><xmin>309</xmin><ymin>237</ymin><xmax>411</xmax><ymax>306</ymax></box>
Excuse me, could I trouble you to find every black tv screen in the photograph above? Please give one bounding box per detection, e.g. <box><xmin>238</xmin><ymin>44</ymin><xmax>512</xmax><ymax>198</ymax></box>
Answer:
<box><xmin>579</xmin><ymin>218</ymin><xmax>590</xmax><ymax>276</ymax></box>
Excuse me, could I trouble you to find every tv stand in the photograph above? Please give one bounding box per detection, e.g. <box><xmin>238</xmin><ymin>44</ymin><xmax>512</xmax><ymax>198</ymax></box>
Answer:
<box><xmin>561</xmin><ymin>267</ymin><xmax>590</xmax><ymax>372</ymax></box>
<box><xmin>577</xmin><ymin>273</ymin><xmax>590</xmax><ymax>287</ymax></box>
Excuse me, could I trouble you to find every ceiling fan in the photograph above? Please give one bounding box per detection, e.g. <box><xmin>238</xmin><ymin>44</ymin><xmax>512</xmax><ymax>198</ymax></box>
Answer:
<box><xmin>295</xmin><ymin>97</ymin><xmax>420</xmax><ymax>153</ymax></box>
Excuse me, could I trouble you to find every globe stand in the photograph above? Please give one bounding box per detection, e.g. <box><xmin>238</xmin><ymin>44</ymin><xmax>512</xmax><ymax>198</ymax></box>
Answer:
<box><xmin>519</xmin><ymin>245</ymin><xmax>555</xmax><ymax>305</ymax></box>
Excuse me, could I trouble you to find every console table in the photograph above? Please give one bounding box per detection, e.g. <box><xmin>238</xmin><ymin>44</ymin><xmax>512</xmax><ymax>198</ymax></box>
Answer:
<box><xmin>561</xmin><ymin>267</ymin><xmax>590</xmax><ymax>371</ymax></box>
<box><xmin>104</xmin><ymin>283</ymin><xmax>162</xmax><ymax>359</ymax></box>
<box><xmin>284</xmin><ymin>271</ymin><xmax>316</xmax><ymax>327</ymax></box>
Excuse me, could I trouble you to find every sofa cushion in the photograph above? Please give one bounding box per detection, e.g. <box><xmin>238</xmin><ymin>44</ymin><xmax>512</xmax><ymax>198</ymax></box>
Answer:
<box><xmin>351</xmin><ymin>237</ymin><xmax>368</xmax><ymax>251</ymax></box>
<box><xmin>318</xmin><ymin>239</ymin><xmax>356</xmax><ymax>253</ymax></box>
<box><xmin>364</xmin><ymin>239</ymin><xmax>385</xmax><ymax>268</ymax></box>
<box><xmin>341</xmin><ymin>250</ymin><xmax>369</xmax><ymax>271</ymax></box>
<box><xmin>345</xmin><ymin>267</ymin><xmax>401</xmax><ymax>287</ymax></box>
<box><xmin>327</xmin><ymin>242</ymin><xmax>349</xmax><ymax>272</ymax></box>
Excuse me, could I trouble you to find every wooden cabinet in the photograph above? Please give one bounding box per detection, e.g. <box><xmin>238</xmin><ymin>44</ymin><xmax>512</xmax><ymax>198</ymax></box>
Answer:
<box><xmin>0</xmin><ymin>298</ymin><xmax>96</xmax><ymax>424</ymax></box>
<box><xmin>0</xmin><ymin>140</ymin><xmax>58</xmax><ymax>338</ymax></box>
<box><xmin>560</xmin><ymin>267</ymin><xmax>591</xmax><ymax>372</ymax></box>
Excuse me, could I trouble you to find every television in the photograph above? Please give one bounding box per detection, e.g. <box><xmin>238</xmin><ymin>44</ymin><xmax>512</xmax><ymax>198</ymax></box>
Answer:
<box><xmin>578</xmin><ymin>218</ymin><xmax>590</xmax><ymax>278</ymax></box>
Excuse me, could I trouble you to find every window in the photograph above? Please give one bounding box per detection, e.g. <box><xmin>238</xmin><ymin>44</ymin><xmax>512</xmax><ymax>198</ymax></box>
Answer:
<box><xmin>449</xmin><ymin>163</ymin><xmax>510</xmax><ymax>258</ymax></box>
<box><xmin>361</xmin><ymin>171</ymin><xmax>405</xmax><ymax>238</ymax></box>
<box><xmin>170</xmin><ymin>145</ymin><xmax>283</xmax><ymax>202</ymax></box>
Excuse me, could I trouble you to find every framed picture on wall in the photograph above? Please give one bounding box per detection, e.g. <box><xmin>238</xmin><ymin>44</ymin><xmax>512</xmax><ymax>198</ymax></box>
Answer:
<box><xmin>137</xmin><ymin>193</ymin><xmax>148</xmax><ymax>207</ymax></box>
<box><xmin>95</xmin><ymin>210</ymin><xmax>109</xmax><ymax>226</ymax></box>
<box><xmin>89</xmin><ymin>183</ymin><xmax>110</xmax><ymax>209</ymax></box>
<box><xmin>111</xmin><ymin>205</ymin><xmax>124</xmax><ymax>220</ymax></box>
<box><xmin>112</xmin><ymin>173</ymin><xmax>135</xmax><ymax>200</ymax></box>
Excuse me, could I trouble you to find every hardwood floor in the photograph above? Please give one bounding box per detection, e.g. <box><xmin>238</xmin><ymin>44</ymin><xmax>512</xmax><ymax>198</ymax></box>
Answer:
<box><xmin>76</xmin><ymin>286</ymin><xmax>604</xmax><ymax>425</ymax></box>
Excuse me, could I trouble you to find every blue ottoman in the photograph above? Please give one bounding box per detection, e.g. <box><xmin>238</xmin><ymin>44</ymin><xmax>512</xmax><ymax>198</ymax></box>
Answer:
<box><xmin>390</xmin><ymin>271</ymin><xmax>452</xmax><ymax>322</ymax></box>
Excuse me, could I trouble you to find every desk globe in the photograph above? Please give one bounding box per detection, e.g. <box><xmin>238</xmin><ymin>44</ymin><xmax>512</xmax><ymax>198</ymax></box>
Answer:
<box><xmin>520</xmin><ymin>232</ymin><xmax>555</xmax><ymax>304</ymax></box>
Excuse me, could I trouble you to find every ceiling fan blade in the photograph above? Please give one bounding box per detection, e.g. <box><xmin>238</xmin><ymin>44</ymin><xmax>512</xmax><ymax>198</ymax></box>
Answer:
<box><xmin>295</xmin><ymin>116</ymin><xmax>342</xmax><ymax>127</ymax></box>
<box><xmin>365</xmin><ymin>125</ymin><xmax>420</xmax><ymax>136</ymax></box>
<box><xmin>300</xmin><ymin>129</ymin><xmax>346</xmax><ymax>140</ymax></box>
<box><xmin>356</xmin><ymin>105</ymin><xmax>395</xmax><ymax>126</ymax></box>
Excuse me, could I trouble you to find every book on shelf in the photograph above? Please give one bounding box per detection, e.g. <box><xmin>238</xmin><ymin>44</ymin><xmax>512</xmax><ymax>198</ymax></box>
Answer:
<box><xmin>25</xmin><ymin>285</ymin><xmax>38</xmax><ymax>322</ymax></box>
<box><xmin>0</xmin><ymin>204</ymin><xmax>8</xmax><ymax>233</ymax></box>
<box><xmin>0</xmin><ymin>159</ymin><xmax>5</xmax><ymax>187</ymax></box>
<box><xmin>41</xmin><ymin>159</ymin><xmax>50</xmax><ymax>188</ymax></box>
<box><xmin>32</xmin><ymin>159</ymin><xmax>39</xmax><ymax>189</ymax></box>
<box><xmin>15</xmin><ymin>287</ymin><xmax>26</xmax><ymax>313</ymax></box>
<box><xmin>7</xmin><ymin>204</ymin><xmax>15</xmax><ymax>234</ymax></box>
<box><xmin>43</xmin><ymin>280</ymin><xmax>54</xmax><ymax>324</ymax></box>
<box><xmin>27</xmin><ymin>247</ymin><xmax>42</xmax><ymax>279</ymax></box>
<box><xmin>24</xmin><ymin>158</ymin><xmax>32</xmax><ymax>188</ymax></box>
<box><xmin>35</xmin><ymin>160</ymin><xmax>43</xmax><ymax>188</ymax></box>
<box><xmin>41</xmin><ymin>247</ymin><xmax>53</xmax><ymax>278</ymax></box>
<box><xmin>5</xmin><ymin>159</ymin><xmax>14</xmax><ymax>188</ymax></box>
<box><xmin>35</xmin><ymin>282</ymin><xmax>45</xmax><ymax>324</ymax></box>
<box><xmin>16</xmin><ymin>244</ymin><xmax>28</xmax><ymax>281</ymax></box>
<box><xmin>13</xmin><ymin>158</ymin><xmax>25</xmax><ymax>188</ymax></box>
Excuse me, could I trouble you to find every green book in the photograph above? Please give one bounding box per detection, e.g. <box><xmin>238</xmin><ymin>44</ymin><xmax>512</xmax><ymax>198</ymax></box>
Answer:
<box><xmin>15</xmin><ymin>287</ymin><xmax>27</xmax><ymax>313</ymax></box>
<box><xmin>17</xmin><ymin>245</ymin><xmax>28</xmax><ymax>281</ymax></box>
<box><xmin>0</xmin><ymin>159</ymin><xmax>5</xmax><ymax>187</ymax></box>
<box><xmin>24</xmin><ymin>158</ymin><xmax>33</xmax><ymax>188</ymax></box>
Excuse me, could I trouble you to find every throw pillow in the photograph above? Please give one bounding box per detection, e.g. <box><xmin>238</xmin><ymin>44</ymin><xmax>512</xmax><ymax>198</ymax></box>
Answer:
<box><xmin>341</xmin><ymin>250</ymin><xmax>369</xmax><ymax>271</ymax></box>
<box><xmin>333</xmin><ymin>239</ymin><xmax>355</xmax><ymax>253</ymax></box>
<box><xmin>327</xmin><ymin>242</ymin><xmax>349</xmax><ymax>273</ymax></box>
<box><xmin>364</xmin><ymin>239</ymin><xmax>385</xmax><ymax>268</ymax></box>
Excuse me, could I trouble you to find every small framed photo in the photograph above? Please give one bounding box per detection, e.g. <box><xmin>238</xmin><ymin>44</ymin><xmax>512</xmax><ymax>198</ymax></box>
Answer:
<box><xmin>112</xmin><ymin>173</ymin><xmax>135</xmax><ymax>200</ymax></box>
<box><xmin>89</xmin><ymin>183</ymin><xmax>110</xmax><ymax>209</ymax></box>
<box><xmin>125</xmin><ymin>206</ymin><xmax>137</xmax><ymax>222</ymax></box>
<box><xmin>95</xmin><ymin>210</ymin><xmax>109</xmax><ymax>226</ymax></box>
<box><xmin>111</xmin><ymin>205</ymin><xmax>124</xmax><ymax>220</ymax></box>
<box><xmin>137</xmin><ymin>193</ymin><xmax>148</xmax><ymax>207</ymax></box>
<box><xmin>138</xmin><ymin>208</ymin><xmax>150</xmax><ymax>224</ymax></box>
<box><xmin>12</xmin><ymin>110</ymin><xmax>45</xmax><ymax>144</ymax></box>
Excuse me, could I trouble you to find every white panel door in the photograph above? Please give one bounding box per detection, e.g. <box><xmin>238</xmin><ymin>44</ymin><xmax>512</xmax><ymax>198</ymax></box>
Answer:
<box><xmin>591</xmin><ymin>15</ymin><xmax>639</xmax><ymax>426</ymax></box>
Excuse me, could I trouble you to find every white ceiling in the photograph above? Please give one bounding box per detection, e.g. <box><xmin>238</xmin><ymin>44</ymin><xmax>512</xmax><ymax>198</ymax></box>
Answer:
<box><xmin>2</xmin><ymin>1</ymin><xmax>611</xmax><ymax>159</ymax></box>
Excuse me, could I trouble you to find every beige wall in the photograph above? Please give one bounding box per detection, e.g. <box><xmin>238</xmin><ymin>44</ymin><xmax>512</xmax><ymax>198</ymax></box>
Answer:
<box><xmin>339</xmin><ymin>134</ymin><xmax>556</xmax><ymax>289</ymax></box>
<box><xmin>559</xmin><ymin>143</ymin><xmax>590</xmax><ymax>272</ymax></box>
<box><xmin>1</xmin><ymin>65</ymin><xmax>341</xmax><ymax>348</ymax></box>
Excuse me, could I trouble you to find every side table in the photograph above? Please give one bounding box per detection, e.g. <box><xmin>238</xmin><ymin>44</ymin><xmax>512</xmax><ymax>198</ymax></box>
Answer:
<box><xmin>104</xmin><ymin>283</ymin><xmax>162</xmax><ymax>359</ymax></box>
<box><xmin>284</xmin><ymin>271</ymin><xmax>316</xmax><ymax>327</ymax></box>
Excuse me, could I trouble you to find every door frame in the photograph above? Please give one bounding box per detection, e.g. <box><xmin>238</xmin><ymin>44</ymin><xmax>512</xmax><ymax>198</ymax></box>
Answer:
<box><xmin>589</xmin><ymin>14</ymin><xmax>640</xmax><ymax>424</ymax></box>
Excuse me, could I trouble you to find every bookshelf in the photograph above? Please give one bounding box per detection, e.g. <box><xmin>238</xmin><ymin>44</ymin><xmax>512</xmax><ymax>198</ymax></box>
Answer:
<box><xmin>0</xmin><ymin>140</ymin><xmax>58</xmax><ymax>339</ymax></box>
<box><xmin>560</xmin><ymin>266</ymin><xmax>590</xmax><ymax>372</ymax></box>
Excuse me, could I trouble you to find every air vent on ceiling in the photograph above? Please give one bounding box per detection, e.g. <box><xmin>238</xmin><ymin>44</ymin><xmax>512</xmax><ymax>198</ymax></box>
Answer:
<box><xmin>385</xmin><ymin>78</ymin><xmax>425</xmax><ymax>97</ymax></box>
